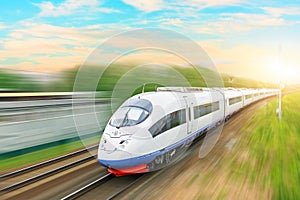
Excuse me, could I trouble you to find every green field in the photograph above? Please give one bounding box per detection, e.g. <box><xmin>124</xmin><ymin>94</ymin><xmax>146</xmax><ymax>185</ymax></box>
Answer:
<box><xmin>0</xmin><ymin>135</ymin><xmax>101</xmax><ymax>173</ymax></box>
<box><xmin>230</xmin><ymin>92</ymin><xmax>300</xmax><ymax>199</ymax></box>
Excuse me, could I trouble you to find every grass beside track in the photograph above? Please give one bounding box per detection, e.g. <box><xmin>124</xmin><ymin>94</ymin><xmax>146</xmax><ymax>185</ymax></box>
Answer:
<box><xmin>229</xmin><ymin>92</ymin><xmax>300</xmax><ymax>199</ymax></box>
<box><xmin>0</xmin><ymin>135</ymin><xmax>101</xmax><ymax>173</ymax></box>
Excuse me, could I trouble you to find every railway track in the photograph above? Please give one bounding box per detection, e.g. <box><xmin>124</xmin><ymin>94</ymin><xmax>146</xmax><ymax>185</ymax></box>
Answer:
<box><xmin>61</xmin><ymin>172</ymin><xmax>145</xmax><ymax>200</ymax></box>
<box><xmin>61</xmin><ymin>173</ymin><xmax>114</xmax><ymax>200</ymax></box>
<box><xmin>0</xmin><ymin>145</ymin><xmax>98</xmax><ymax>195</ymax></box>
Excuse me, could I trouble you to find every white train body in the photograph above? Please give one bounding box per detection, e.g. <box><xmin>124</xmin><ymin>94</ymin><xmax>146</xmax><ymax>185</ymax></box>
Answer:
<box><xmin>98</xmin><ymin>87</ymin><xmax>279</xmax><ymax>176</ymax></box>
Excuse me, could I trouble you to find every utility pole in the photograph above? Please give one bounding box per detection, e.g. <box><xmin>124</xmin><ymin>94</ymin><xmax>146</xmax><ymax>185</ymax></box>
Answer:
<box><xmin>276</xmin><ymin>45</ymin><xmax>283</xmax><ymax>122</ymax></box>
<box><xmin>277</xmin><ymin>82</ymin><xmax>282</xmax><ymax>121</ymax></box>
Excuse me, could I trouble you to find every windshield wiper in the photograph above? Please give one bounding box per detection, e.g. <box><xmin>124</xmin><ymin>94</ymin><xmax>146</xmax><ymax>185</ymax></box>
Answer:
<box><xmin>116</xmin><ymin>109</ymin><xmax>130</xmax><ymax>129</ymax></box>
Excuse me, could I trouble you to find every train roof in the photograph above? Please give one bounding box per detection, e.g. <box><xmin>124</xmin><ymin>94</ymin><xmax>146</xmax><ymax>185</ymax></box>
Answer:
<box><xmin>157</xmin><ymin>87</ymin><xmax>209</xmax><ymax>93</ymax></box>
<box><xmin>135</xmin><ymin>89</ymin><xmax>221</xmax><ymax>108</ymax></box>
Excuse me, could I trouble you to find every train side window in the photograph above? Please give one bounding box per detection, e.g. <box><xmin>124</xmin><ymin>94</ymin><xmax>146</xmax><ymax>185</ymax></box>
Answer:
<box><xmin>149</xmin><ymin>109</ymin><xmax>186</xmax><ymax>137</ymax></box>
<box><xmin>228</xmin><ymin>96</ymin><xmax>242</xmax><ymax>105</ymax></box>
<box><xmin>193</xmin><ymin>101</ymin><xmax>219</xmax><ymax>119</ymax></box>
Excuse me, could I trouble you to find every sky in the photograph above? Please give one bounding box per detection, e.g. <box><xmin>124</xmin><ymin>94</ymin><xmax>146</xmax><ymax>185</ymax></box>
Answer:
<box><xmin>0</xmin><ymin>0</ymin><xmax>300</xmax><ymax>84</ymax></box>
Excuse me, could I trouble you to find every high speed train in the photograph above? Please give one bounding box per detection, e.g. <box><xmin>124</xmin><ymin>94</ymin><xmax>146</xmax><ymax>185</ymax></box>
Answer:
<box><xmin>98</xmin><ymin>87</ymin><xmax>279</xmax><ymax>176</ymax></box>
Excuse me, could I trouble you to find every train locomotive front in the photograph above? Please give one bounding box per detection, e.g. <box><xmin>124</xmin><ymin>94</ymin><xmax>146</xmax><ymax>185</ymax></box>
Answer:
<box><xmin>97</xmin><ymin>92</ymin><xmax>191</xmax><ymax>176</ymax></box>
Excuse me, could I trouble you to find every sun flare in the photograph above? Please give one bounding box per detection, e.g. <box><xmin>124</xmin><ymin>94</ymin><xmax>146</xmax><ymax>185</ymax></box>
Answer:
<box><xmin>267</xmin><ymin>57</ymin><xmax>299</xmax><ymax>84</ymax></box>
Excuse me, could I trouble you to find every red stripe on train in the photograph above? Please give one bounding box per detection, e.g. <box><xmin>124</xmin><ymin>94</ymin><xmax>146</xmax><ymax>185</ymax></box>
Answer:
<box><xmin>108</xmin><ymin>164</ymin><xmax>149</xmax><ymax>176</ymax></box>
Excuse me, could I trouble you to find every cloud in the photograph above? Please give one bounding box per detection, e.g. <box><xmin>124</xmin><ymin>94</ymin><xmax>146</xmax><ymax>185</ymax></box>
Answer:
<box><xmin>162</xmin><ymin>18</ymin><xmax>184</xmax><ymax>27</ymax></box>
<box><xmin>134</xmin><ymin>17</ymin><xmax>184</xmax><ymax>27</ymax></box>
<box><xmin>122</xmin><ymin>0</ymin><xmax>246</xmax><ymax>12</ymax></box>
<box><xmin>175</xmin><ymin>0</ymin><xmax>246</xmax><ymax>9</ymax></box>
<box><xmin>0</xmin><ymin>36</ymin><xmax>89</xmax><ymax>72</ymax></box>
<box><xmin>34</xmin><ymin>0</ymin><xmax>119</xmax><ymax>17</ymax></box>
<box><xmin>14</xmin><ymin>21</ymin><xmax>115</xmax><ymax>45</ymax></box>
<box><xmin>0</xmin><ymin>22</ymin><xmax>8</xmax><ymax>29</ymax></box>
<box><xmin>222</xmin><ymin>13</ymin><xmax>285</xmax><ymax>26</ymax></box>
<box><xmin>194</xmin><ymin>13</ymin><xmax>286</xmax><ymax>35</ymax></box>
<box><xmin>34</xmin><ymin>0</ymin><xmax>97</xmax><ymax>17</ymax></box>
<box><xmin>122</xmin><ymin>0</ymin><xmax>165</xmax><ymax>12</ymax></box>
<box><xmin>97</xmin><ymin>7</ymin><xmax>122</xmax><ymax>13</ymax></box>
<box><xmin>262</xmin><ymin>7</ymin><xmax>300</xmax><ymax>17</ymax></box>
<box><xmin>2</xmin><ymin>37</ymin><xmax>71</xmax><ymax>57</ymax></box>
<box><xmin>9</xmin><ymin>32</ymin><xmax>23</xmax><ymax>39</ymax></box>
<box><xmin>0</xmin><ymin>22</ymin><xmax>118</xmax><ymax>72</ymax></box>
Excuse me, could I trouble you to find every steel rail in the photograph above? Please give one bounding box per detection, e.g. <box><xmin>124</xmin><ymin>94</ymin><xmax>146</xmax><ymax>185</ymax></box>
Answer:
<box><xmin>61</xmin><ymin>173</ymin><xmax>114</xmax><ymax>200</ymax></box>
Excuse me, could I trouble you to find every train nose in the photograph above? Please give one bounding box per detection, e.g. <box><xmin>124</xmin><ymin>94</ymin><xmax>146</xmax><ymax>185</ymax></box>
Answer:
<box><xmin>98</xmin><ymin>134</ymin><xmax>134</xmax><ymax>167</ymax></box>
<box><xmin>98</xmin><ymin>149</ymin><xmax>133</xmax><ymax>168</ymax></box>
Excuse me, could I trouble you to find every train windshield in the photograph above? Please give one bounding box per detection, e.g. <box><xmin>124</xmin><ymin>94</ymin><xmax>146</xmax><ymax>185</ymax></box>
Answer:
<box><xmin>110</xmin><ymin>106</ymin><xmax>149</xmax><ymax>128</ymax></box>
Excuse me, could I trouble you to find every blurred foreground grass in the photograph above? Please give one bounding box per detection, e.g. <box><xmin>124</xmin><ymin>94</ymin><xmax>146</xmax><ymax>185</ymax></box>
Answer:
<box><xmin>230</xmin><ymin>92</ymin><xmax>300</xmax><ymax>199</ymax></box>
<box><xmin>0</xmin><ymin>135</ymin><xmax>101</xmax><ymax>173</ymax></box>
